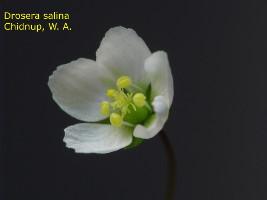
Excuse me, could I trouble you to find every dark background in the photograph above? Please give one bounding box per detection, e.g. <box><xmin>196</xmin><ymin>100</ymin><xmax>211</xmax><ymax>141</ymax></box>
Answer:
<box><xmin>1</xmin><ymin>0</ymin><xmax>267</xmax><ymax>200</ymax></box>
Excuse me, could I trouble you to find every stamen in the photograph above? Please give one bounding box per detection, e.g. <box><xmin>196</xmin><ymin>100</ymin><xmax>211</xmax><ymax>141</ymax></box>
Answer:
<box><xmin>117</xmin><ymin>76</ymin><xmax>132</xmax><ymax>88</ymax></box>
<box><xmin>145</xmin><ymin>102</ymin><xmax>152</xmax><ymax>112</ymax></box>
<box><xmin>110</xmin><ymin>113</ymin><xmax>123</xmax><ymax>127</ymax></box>
<box><xmin>101</xmin><ymin>101</ymin><xmax>110</xmax><ymax>116</ymax></box>
<box><xmin>122</xmin><ymin>121</ymin><xmax>135</xmax><ymax>127</ymax></box>
<box><xmin>106</xmin><ymin>89</ymin><xmax>117</xmax><ymax>98</ymax></box>
<box><xmin>133</xmin><ymin>93</ymin><xmax>146</xmax><ymax>107</ymax></box>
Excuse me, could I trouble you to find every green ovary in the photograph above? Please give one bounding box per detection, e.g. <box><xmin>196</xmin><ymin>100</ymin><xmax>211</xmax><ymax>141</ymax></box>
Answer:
<box><xmin>123</xmin><ymin>105</ymin><xmax>149</xmax><ymax>124</ymax></box>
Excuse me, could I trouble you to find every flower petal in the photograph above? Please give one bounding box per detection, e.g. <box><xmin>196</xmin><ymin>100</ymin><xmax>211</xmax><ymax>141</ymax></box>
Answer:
<box><xmin>96</xmin><ymin>26</ymin><xmax>151</xmax><ymax>90</ymax></box>
<box><xmin>144</xmin><ymin>51</ymin><xmax>174</xmax><ymax>107</ymax></box>
<box><xmin>48</xmin><ymin>58</ymin><xmax>113</xmax><ymax>122</ymax></box>
<box><xmin>133</xmin><ymin>96</ymin><xmax>169</xmax><ymax>139</ymax></box>
<box><xmin>63</xmin><ymin>123</ymin><xmax>133</xmax><ymax>153</ymax></box>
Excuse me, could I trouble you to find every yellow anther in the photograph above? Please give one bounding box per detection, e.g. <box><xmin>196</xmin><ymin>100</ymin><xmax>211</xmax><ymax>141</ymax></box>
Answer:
<box><xmin>133</xmin><ymin>93</ymin><xmax>146</xmax><ymax>107</ymax></box>
<box><xmin>110</xmin><ymin>113</ymin><xmax>123</xmax><ymax>127</ymax></box>
<box><xmin>116</xmin><ymin>76</ymin><xmax>132</xmax><ymax>88</ymax></box>
<box><xmin>106</xmin><ymin>89</ymin><xmax>117</xmax><ymax>98</ymax></box>
<box><xmin>101</xmin><ymin>101</ymin><xmax>110</xmax><ymax>116</ymax></box>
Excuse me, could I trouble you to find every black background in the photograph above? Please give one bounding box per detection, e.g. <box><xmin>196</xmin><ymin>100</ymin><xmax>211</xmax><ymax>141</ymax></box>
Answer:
<box><xmin>1</xmin><ymin>0</ymin><xmax>267</xmax><ymax>200</ymax></box>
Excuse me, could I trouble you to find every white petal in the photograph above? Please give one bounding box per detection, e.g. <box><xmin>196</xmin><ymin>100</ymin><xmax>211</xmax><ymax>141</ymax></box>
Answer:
<box><xmin>133</xmin><ymin>96</ymin><xmax>169</xmax><ymax>139</ymax></box>
<box><xmin>63</xmin><ymin>123</ymin><xmax>133</xmax><ymax>153</ymax></box>
<box><xmin>144</xmin><ymin>51</ymin><xmax>174</xmax><ymax>107</ymax></box>
<box><xmin>48</xmin><ymin>58</ymin><xmax>113</xmax><ymax>122</ymax></box>
<box><xmin>96</xmin><ymin>26</ymin><xmax>151</xmax><ymax>90</ymax></box>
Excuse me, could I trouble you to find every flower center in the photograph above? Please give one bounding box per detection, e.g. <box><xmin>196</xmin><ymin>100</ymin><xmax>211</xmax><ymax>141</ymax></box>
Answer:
<box><xmin>100</xmin><ymin>76</ymin><xmax>151</xmax><ymax>127</ymax></box>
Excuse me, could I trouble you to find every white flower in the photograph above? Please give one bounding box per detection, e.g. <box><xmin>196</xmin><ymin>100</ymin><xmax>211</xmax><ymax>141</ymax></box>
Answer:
<box><xmin>48</xmin><ymin>26</ymin><xmax>174</xmax><ymax>153</ymax></box>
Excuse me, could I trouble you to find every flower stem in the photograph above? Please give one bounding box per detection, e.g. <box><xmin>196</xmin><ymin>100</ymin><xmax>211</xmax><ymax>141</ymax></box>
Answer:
<box><xmin>159</xmin><ymin>130</ymin><xmax>176</xmax><ymax>200</ymax></box>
